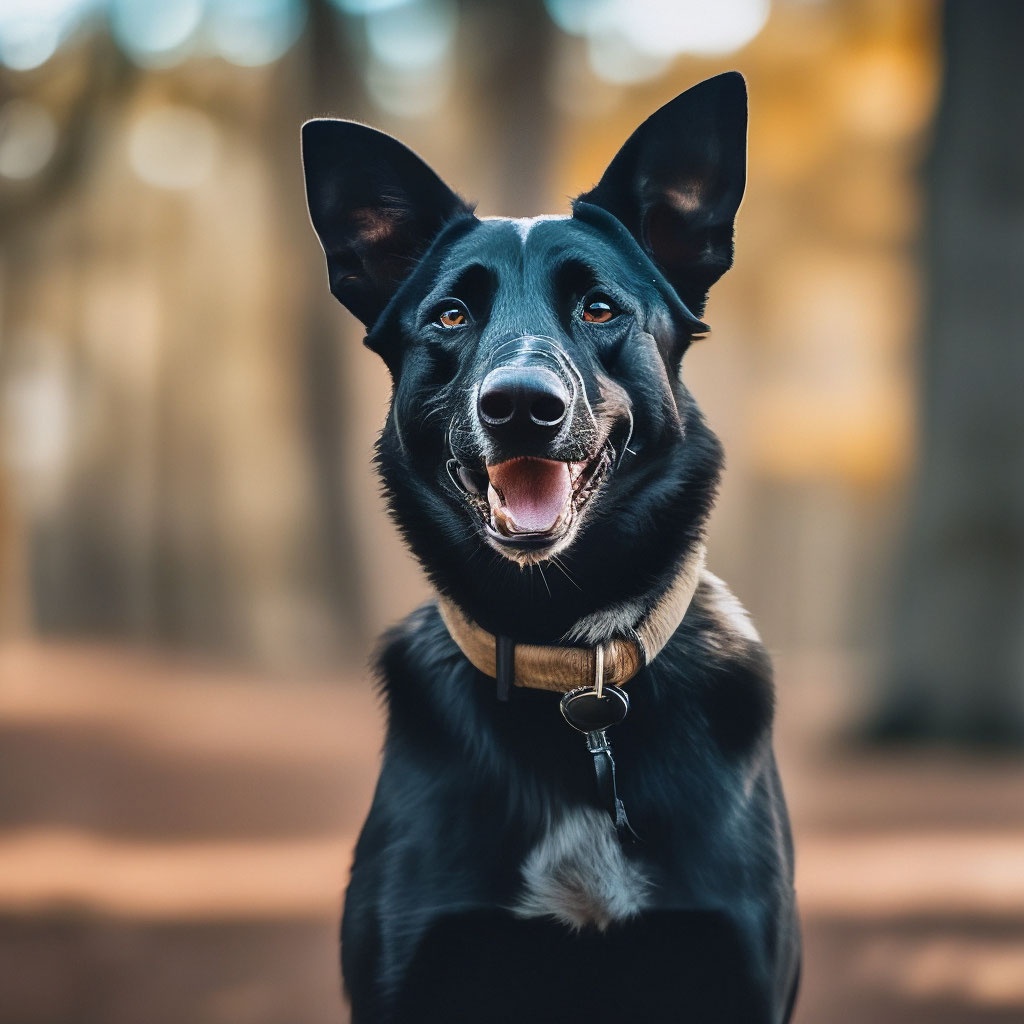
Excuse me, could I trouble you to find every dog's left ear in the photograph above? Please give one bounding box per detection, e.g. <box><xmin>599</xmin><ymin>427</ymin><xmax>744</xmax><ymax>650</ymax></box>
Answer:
<box><xmin>575</xmin><ymin>72</ymin><xmax>747</xmax><ymax>317</ymax></box>
<box><xmin>302</xmin><ymin>119</ymin><xmax>474</xmax><ymax>329</ymax></box>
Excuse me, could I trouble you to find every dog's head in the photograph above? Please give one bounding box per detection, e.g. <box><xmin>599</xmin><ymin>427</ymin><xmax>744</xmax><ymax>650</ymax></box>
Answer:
<box><xmin>302</xmin><ymin>73</ymin><xmax>745</xmax><ymax>638</ymax></box>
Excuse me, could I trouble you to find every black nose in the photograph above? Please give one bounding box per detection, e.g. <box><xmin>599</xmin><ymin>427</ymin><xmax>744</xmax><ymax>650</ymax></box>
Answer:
<box><xmin>478</xmin><ymin>365</ymin><xmax>569</xmax><ymax>439</ymax></box>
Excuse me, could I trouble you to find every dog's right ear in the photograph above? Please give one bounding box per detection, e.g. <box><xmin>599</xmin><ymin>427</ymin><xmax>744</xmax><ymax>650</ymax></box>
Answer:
<box><xmin>302</xmin><ymin>120</ymin><xmax>473</xmax><ymax>328</ymax></box>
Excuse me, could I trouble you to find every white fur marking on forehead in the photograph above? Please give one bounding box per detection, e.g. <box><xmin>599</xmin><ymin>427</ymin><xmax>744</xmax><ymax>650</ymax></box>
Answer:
<box><xmin>480</xmin><ymin>214</ymin><xmax>570</xmax><ymax>243</ymax></box>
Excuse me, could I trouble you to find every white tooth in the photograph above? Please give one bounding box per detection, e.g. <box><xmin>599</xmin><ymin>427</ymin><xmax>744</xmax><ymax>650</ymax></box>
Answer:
<box><xmin>487</xmin><ymin>482</ymin><xmax>516</xmax><ymax>532</ymax></box>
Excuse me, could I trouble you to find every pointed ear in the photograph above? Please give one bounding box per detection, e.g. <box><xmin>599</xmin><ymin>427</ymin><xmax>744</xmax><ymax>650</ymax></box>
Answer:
<box><xmin>301</xmin><ymin>120</ymin><xmax>473</xmax><ymax>328</ymax></box>
<box><xmin>575</xmin><ymin>72</ymin><xmax>747</xmax><ymax>317</ymax></box>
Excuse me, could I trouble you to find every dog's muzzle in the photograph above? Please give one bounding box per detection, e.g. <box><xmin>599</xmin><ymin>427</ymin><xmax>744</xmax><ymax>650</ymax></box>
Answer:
<box><xmin>446</xmin><ymin>336</ymin><xmax>612</xmax><ymax>558</ymax></box>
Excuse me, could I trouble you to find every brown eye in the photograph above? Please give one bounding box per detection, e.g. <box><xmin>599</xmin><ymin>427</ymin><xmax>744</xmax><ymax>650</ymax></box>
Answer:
<box><xmin>437</xmin><ymin>307</ymin><xmax>467</xmax><ymax>328</ymax></box>
<box><xmin>581</xmin><ymin>297</ymin><xmax>617</xmax><ymax>323</ymax></box>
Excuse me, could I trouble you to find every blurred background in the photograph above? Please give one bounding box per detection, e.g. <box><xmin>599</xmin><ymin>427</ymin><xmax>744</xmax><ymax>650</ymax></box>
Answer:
<box><xmin>1</xmin><ymin>0</ymin><xmax>1022</xmax><ymax>1020</ymax></box>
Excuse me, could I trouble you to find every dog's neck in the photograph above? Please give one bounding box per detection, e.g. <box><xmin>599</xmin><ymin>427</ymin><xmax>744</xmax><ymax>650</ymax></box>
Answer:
<box><xmin>437</xmin><ymin>543</ymin><xmax>706</xmax><ymax>694</ymax></box>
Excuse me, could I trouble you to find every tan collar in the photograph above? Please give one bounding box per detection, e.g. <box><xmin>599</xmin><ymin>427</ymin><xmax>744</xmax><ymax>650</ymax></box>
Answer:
<box><xmin>436</xmin><ymin>544</ymin><xmax>706</xmax><ymax>694</ymax></box>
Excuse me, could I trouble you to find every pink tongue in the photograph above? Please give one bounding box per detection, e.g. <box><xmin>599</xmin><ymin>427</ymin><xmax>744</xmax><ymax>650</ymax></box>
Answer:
<box><xmin>487</xmin><ymin>459</ymin><xmax>572</xmax><ymax>533</ymax></box>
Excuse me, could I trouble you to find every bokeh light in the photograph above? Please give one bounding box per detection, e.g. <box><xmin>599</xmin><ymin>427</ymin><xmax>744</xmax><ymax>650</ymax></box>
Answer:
<box><xmin>548</xmin><ymin>0</ymin><xmax>771</xmax><ymax>83</ymax></box>
<box><xmin>0</xmin><ymin>328</ymin><xmax>74</xmax><ymax>512</ymax></box>
<box><xmin>206</xmin><ymin>0</ymin><xmax>306</xmax><ymax>67</ymax></box>
<box><xmin>0</xmin><ymin>100</ymin><xmax>58</xmax><ymax>180</ymax></box>
<box><xmin>364</xmin><ymin>0</ymin><xmax>455</xmax><ymax>72</ymax></box>
<box><xmin>108</xmin><ymin>0</ymin><xmax>203</xmax><ymax>67</ymax></box>
<box><xmin>128</xmin><ymin>105</ymin><xmax>219</xmax><ymax>189</ymax></box>
<box><xmin>0</xmin><ymin>0</ymin><xmax>93</xmax><ymax>70</ymax></box>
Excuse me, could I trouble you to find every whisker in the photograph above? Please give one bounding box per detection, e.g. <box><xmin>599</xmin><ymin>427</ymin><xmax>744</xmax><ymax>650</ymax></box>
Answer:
<box><xmin>536</xmin><ymin>562</ymin><xmax>552</xmax><ymax>599</ymax></box>
<box><xmin>549</xmin><ymin>555</ymin><xmax>582</xmax><ymax>591</ymax></box>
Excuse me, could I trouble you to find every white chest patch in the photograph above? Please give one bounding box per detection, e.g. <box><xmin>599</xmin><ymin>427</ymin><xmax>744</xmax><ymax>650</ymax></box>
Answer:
<box><xmin>513</xmin><ymin>807</ymin><xmax>650</xmax><ymax>931</ymax></box>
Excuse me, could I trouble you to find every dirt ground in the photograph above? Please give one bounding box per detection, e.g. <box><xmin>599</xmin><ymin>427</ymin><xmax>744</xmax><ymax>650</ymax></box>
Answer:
<box><xmin>1</xmin><ymin>641</ymin><xmax>1022</xmax><ymax>1023</ymax></box>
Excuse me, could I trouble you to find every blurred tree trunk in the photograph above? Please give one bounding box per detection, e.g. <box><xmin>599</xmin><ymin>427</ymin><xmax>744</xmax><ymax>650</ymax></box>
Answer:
<box><xmin>872</xmin><ymin>0</ymin><xmax>1024</xmax><ymax>744</ymax></box>
<box><xmin>292</xmin><ymin>0</ymin><xmax>370</xmax><ymax>649</ymax></box>
<box><xmin>466</xmin><ymin>0</ymin><xmax>557</xmax><ymax>215</ymax></box>
<box><xmin>253</xmin><ymin>0</ymin><xmax>373</xmax><ymax>655</ymax></box>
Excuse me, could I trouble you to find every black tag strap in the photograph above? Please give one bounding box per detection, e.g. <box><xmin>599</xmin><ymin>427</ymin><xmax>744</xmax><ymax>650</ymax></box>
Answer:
<box><xmin>587</xmin><ymin>730</ymin><xmax>639</xmax><ymax>840</ymax></box>
<box><xmin>495</xmin><ymin>635</ymin><xmax>515</xmax><ymax>702</ymax></box>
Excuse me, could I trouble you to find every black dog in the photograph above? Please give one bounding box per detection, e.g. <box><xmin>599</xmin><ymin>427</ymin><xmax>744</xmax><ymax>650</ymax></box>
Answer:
<box><xmin>302</xmin><ymin>72</ymin><xmax>800</xmax><ymax>1023</ymax></box>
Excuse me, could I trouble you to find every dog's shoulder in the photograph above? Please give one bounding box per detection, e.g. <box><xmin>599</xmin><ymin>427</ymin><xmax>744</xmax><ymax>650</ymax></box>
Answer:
<box><xmin>691</xmin><ymin>569</ymin><xmax>765</xmax><ymax>658</ymax></box>
<box><xmin>373</xmin><ymin>599</ymin><xmax>459</xmax><ymax>677</ymax></box>
<box><xmin>665</xmin><ymin>570</ymin><xmax>776</xmax><ymax>756</ymax></box>
<box><xmin>371</xmin><ymin>599</ymin><xmax>487</xmax><ymax>743</ymax></box>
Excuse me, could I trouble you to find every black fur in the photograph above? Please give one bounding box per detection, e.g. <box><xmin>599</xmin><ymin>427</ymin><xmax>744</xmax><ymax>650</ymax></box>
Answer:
<box><xmin>302</xmin><ymin>72</ymin><xmax>800</xmax><ymax>1022</ymax></box>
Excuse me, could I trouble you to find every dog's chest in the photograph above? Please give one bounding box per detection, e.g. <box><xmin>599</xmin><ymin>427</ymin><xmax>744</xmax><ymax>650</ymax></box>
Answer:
<box><xmin>513</xmin><ymin>806</ymin><xmax>650</xmax><ymax>930</ymax></box>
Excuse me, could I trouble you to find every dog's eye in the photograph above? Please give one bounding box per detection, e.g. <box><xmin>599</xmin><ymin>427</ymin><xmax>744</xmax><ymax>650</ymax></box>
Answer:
<box><xmin>435</xmin><ymin>304</ymin><xmax>469</xmax><ymax>329</ymax></box>
<box><xmin>439</xmin><ymin>309</ymin><xmax>466</xmax><ymax>328</ymax></box>
<box><xmin>581</xmin><ymin>295</ymin><xmax>619</xmax><ymax>324</ymax></box>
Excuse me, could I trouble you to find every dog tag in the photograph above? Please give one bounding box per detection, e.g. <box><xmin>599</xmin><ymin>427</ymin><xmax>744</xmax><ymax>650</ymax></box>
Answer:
<box><xmin>558</xmin><ymin>648</ymin><xmax>638</xmax><ymax>840</ymax></box>
<box><xmin>560</xmin><ymin>684</ymin><xmax>629</xmax><ymax>733</ymax></box>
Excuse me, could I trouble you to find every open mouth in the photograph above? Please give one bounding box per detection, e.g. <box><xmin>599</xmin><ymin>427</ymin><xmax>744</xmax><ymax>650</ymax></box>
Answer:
<box><xmin>448</xmin><ymin>444</ymin><xmax>613</xmax><ymax>553</ymax></box>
